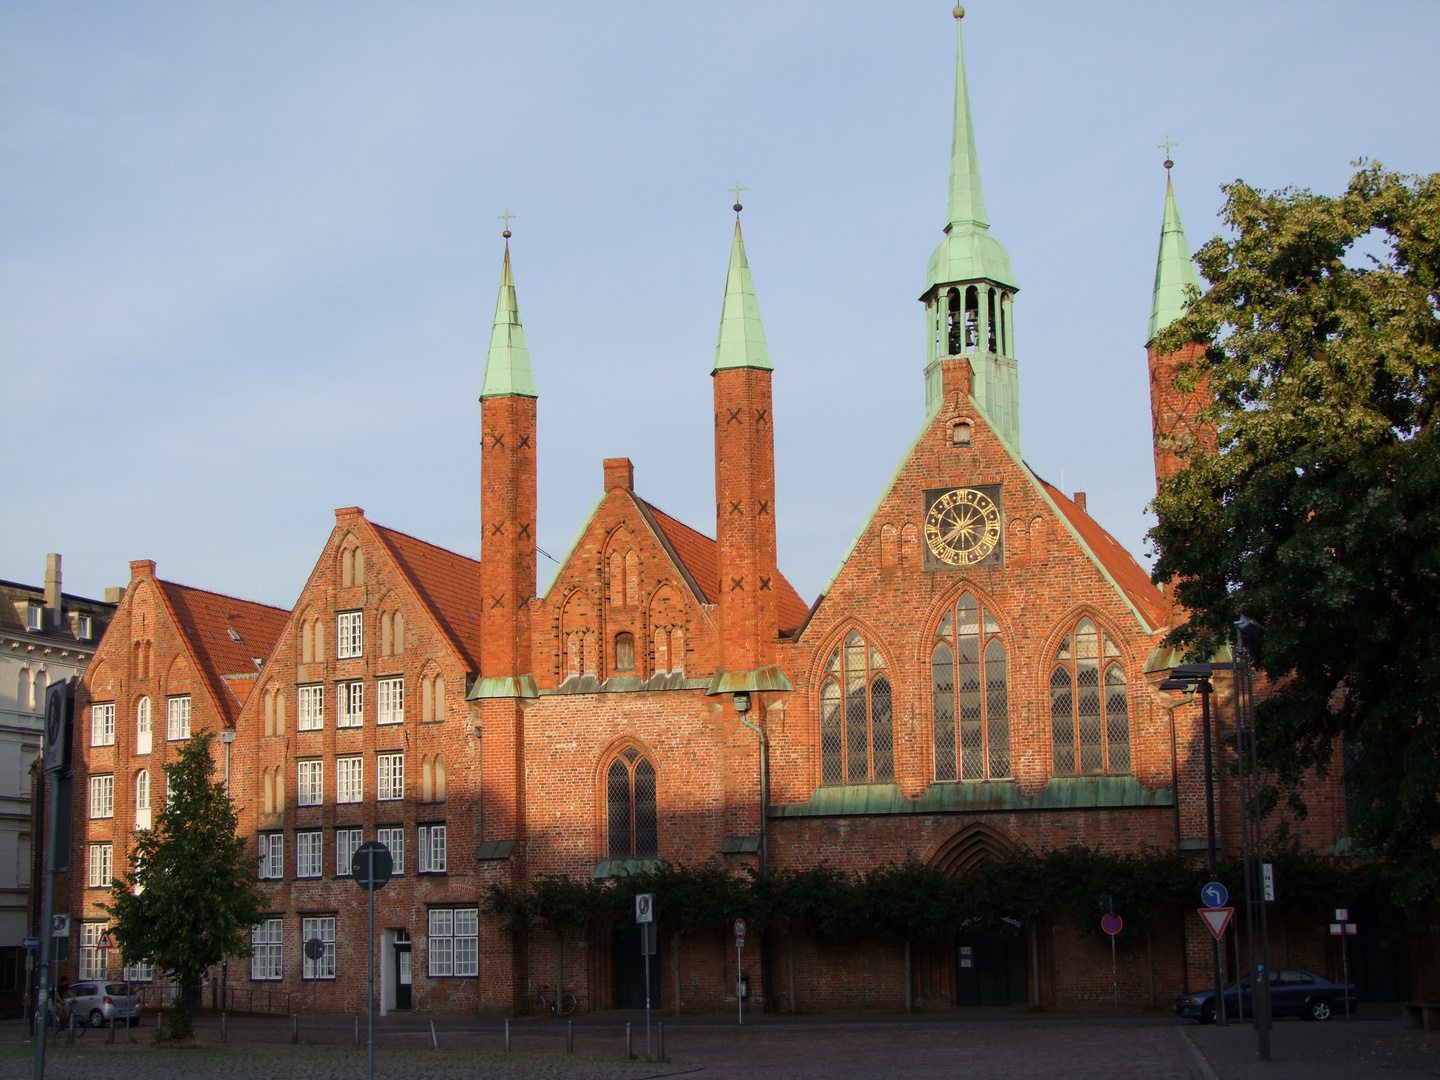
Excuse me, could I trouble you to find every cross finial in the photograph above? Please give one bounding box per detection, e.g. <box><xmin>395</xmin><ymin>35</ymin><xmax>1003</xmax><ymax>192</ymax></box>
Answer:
<box><xmin>498</xmin><ymin>207</ymin><xmax>515</xmax><ymax>238</ymax></box>
<box><xmin>728</xmin><ymin>180</ymin><xmax>746</xmax><ymax>215</ymax></box>
<box><xmin>1157</xmin><ymin>137</ymin><xmax>1178</xmax><ymax>172</ymax></box>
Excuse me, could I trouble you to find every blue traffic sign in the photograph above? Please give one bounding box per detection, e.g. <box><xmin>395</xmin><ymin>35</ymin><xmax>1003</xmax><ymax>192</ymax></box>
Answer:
<box><xmin>22</xmin><ymin>936</ymin><xmax>38</xmax><ymax>949</ymax></box>
<box><xmin>1201</xmin><ymin>881</ymin><xmax>1228</xmax><ymax>908</ymax></box>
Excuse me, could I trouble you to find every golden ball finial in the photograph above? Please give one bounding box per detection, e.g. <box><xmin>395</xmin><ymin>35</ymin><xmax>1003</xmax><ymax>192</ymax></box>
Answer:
<box><xmin>953</xmin><ymin>5</ymin><xmax>965</xmax><ymax>18</ymax></box>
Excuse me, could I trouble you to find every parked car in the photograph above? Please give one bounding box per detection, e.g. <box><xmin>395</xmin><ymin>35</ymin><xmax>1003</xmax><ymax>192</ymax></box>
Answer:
<box><xmin>1175</xmin><ymin>968</ymin><xmax>1357</xmax><ymax>1023</ymax></box>
<box><xmin>65</xmin><ymin>982</ymin><xmax>141</xmax><ymax>1027</ymax></box>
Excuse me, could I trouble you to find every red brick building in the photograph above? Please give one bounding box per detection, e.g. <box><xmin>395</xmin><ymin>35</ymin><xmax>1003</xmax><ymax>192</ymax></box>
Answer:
<box><xmin>68</xmin><ymin>11</ymin><xmax>1355</xmax><ymax>1016</ymax></box>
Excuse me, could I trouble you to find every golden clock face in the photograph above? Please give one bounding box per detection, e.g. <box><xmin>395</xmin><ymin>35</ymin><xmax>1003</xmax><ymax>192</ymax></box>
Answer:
<box><xmin>923</xmin><ymin>487</ymin><xmax>1002</xmax><ymax>567</ymax></box>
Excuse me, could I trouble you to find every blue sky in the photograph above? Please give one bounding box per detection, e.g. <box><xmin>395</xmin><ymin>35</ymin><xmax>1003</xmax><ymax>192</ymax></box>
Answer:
<box><xmin>3</xmin><ymin>1</ymin><xmax>1437</xmax><ymax>609</ymax></box>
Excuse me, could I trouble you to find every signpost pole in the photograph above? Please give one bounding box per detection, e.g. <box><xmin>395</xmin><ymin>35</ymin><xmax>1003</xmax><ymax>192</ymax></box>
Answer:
<box><xmin>367</xmin><ymin>847</ymin><xmax>375</xmax><ymax>1080</ymax></box>
<box><xmin>1199</xmin><ymin>683</ymin><xmax>1226</xmax><ymax>1027</ymax></box>
<box><xmin>643</xmin><ymin>931</ymin><xmax>652</xmax><ymax>1061</ymax></box>
<box><xmin>737</xmin><ymin>938</ymin><xmax>743</xmax><ymax>1026</ymax></box>
<box><xmin>34</xmin><ymin>680</ymin><xmax>71</xmax><ymax>1080</ymax></box>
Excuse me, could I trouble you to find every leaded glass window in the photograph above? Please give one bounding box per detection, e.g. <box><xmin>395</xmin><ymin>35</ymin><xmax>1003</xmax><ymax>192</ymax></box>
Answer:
<box><xmin>932</xmin><ymin>593</ymin><xmax>1010</xmax><ymax>781</ymax></box>
<box><xmin>818</xmin><ymin>631</ymin><xmax>894</xmax><ymax>785</ymax></box>
<box><xmin>606</xmin><ymin>747</ymin><xmax>658</xmax><ymax>859</ymax></box>
<box><xmin>1050</xmin><ymin>618</ymin><xmax>1131</xmax><ymax>775</ymax></box>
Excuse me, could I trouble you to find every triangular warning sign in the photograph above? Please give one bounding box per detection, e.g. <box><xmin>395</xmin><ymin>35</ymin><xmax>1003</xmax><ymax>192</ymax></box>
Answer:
<box><xmin>1199</xmin><ymin>907</ymin><xmax>1234</xmax><ymax>941</ymax></box>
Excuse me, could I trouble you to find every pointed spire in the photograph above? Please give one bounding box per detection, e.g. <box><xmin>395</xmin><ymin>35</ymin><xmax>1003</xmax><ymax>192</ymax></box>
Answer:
<box><xmin>946</xmin><ymin>6</ymin><xmax>989</xmax><ymax>233</ymax></box>
<box><xmin>712</xmin><ymin>219</ymin><xmax>772</xmax><ymax>374</ymax></box>
<box><xmin>481</xmin><ymin>240</ymin><xmax>538</xmax><ymax>400</ymax></box>
<box><xmin>1146</xmin><ymin>173</ymin><xmax>1202</xmax><ymax>345</ymax></box>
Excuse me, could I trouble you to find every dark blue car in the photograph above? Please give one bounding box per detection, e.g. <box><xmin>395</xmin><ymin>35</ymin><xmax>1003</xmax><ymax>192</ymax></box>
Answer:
<box><xmin>1175</xmin><ymin>968</ymin><xmax>1357</xmax><ymax>1023</ymax></box>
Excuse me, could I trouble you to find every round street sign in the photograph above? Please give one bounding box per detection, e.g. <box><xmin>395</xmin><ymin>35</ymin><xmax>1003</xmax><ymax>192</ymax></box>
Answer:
<box><xmin>352</xmin><ymin>841</ymin><xmax>394</xmax><ymax>891</ymax></box>
<box><xmin>1201</xmin><ymin>881</ymin><xmax>1228</xmax><ymax>908</ymax></box>
<box><xmin>304</xmin><ymin>937</ymin><xmax>325</xmax><ymax>961</ymax></box>
<box><xmin>734</xmin><ymin>918</ymin><xmax>746</xmax><ymax>945</ymax></box>
<box><xmin>1101</xmin><ymin>913</ymin><xmax>1124</xmax><ymax>936</ymax></box>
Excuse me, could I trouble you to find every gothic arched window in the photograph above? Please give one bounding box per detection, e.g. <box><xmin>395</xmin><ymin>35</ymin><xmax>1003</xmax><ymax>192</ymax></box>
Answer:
<box><xmin>1050</xmin><ymin>617</ymin><xmax>1131</xmax><ymax>776</ymax></box>
<box><xmin>819</xmin><ymin>631</ymin><xmax>894</xmax><ymax>786</ymax></box>
<box><xmin>932</xmin><ymin>593</ymin><xmax>1010</xmax><ymax>782</ymax></box>
<box><xmin>606</xmin><ymin>747</ymin><xmax>657</xmax><ymax>859</ymax></box>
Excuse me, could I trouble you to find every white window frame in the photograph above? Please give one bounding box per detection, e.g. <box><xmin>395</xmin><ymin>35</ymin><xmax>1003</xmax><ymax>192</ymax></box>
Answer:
<box><xmin>427</xmin><ymin>907</ymin><xmax>477</xmax><ymax>977</ymax></box>
<box><xmin>377</xmin><ymin>677</ymin><xmax>404</xmax><ymax>725</ymax></box>
<box><xmin>335</xmin><ymin>827</ymin><xmax>363</xmax><ymax>876</ymax></box>
<box><xmin>135</xmin><ymin>770</ymin><xmax>151</xmax><ymax>830</ymax></box>
<box><xmin>337</xmin><ymin>681</ymin><xmax>363</xmax><ymax>728</ymax></box>
<box><xmin>89</xmin><ymin>774</ymin><xmax>114</xmax><ymax>819</ymax></box>
<box><xmin>418</xmin><ymin>824</ymin><xmax>447</xmax><ymax>874</ymax></box>
<box><xmin>296</xmin><ymin>830</ymin><xmax>323</xmax><ymax>878</ymax></box>
<box><xmin>258</xmin><ymin>833</ymin><xmax>284</xmax><ymax>879</ymax></box>
<box><xmin>376</xmin><ymin>826</ymin><xmax>404</xmax><ymax>875</ymax></box>
<box><xmin>336</xmin><ymin>757</ymin><xmax>363</xmax><ymax>803</ymax></box>
<box><xmin>377</xmin><ymin>753</ymin><xmax>404</xmax><ymax>801</ymax></box>
<box><xmin>87</xmin><ymin>843</ymin><xmax>113</xmax><ymax>888</ymax></box>
<box><xmin>251</xmin><ymin>919</ymin><xmax>284</xmax><ymax>980</ymax></box>
<box><xmin>337</xmin><ymin>611</ymin><xmax>363</xmax><ymax>659</ymax></box>
<box><xmin>301</xmin><ymin>916</ymin><xmax>337</xmax><ymax>980</ymax></box>
<box><xmin>123</xmin><ymin>960</ymin><xmax>155</xmax><ymax>983</ymax></box>
<box><xmin>79</xmin><ymin>922</ymin><xmax>107</xmax><ymax>980</ymax></box>
<box><xmin>135</xmin><ymin>698</ymin><xmax>152</xmax><ymax>755</ymax></box>
<box><xmin>91</xmin><ymin>703</ymin><xmax>115</xmax><ymax>747</ymax></box>
<box><xmin>26</xmin><ymin>604</ymin><xmax>42</xmax><ymax>632</ymax></box>
<box><xmin>298</xmin><ymin>685</ymin><xmax>324</xmax><ymax>732</ymax></box>
<box><xmin>166</xmin><ymin>696</ymin><xmax>191</xmax><ymax>741</ymax></box>
<box><xmin>77</xmin><ymin>614</ymin><xmax>93</xmax><ymax>640</ymax></box>
<box><xmin>297</xmin><ymin>760</ymin><xmax>323</xmax><ymax>807</ymax></box>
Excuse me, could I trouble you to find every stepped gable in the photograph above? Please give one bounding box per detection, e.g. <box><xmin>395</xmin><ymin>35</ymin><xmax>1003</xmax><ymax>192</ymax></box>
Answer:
<box><xmin>155</xmin><ymin>580</ymin><xmax>289</xmax><ymax>718</ymax></box>
<box><xmin>1034</xmin><ymin>477</ymin><xmax>1165</xmax><ymax>631</ymax></box>
<box><xmin>640</xmin><ymin>499</ymin><xmax>809</xmax><ymax>636</ymax></box>
<box><xmin>369</xmin><ymin>522</ymin><xmax>485</xmax><ymax>672</ymax></box>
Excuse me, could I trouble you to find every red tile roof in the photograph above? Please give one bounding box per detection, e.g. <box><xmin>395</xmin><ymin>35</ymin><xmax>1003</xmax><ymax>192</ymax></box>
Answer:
<box><xmin>1037</xmin><ymin>480</ymin><xmax>1165</xmax><ymax>632</ymax></box>
<box><xmin>641</xmin><ymin>500</ymin><xmax>812</xmax><ymax>637</ymax></box>
<box><xmin>369</xmin><ymin>522</ymin><xmax>486</xmax><ymax>672</ymax></box>
<box><xmin>155</xmin><ymin>581</ymin><xmax>290</xmax><ymax>720</ymax></box>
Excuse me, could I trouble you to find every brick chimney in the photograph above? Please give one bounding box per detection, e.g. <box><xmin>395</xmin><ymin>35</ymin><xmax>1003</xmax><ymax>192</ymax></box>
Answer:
<box><xmin>603</xmin><ymin>457</ymin><xmax>634</xmax><ymax>493</ymax></box>
<box><xmin>1073</xmin><ymin>492</ymin><xmax>1087</xmax><ymax>514</ymax></box>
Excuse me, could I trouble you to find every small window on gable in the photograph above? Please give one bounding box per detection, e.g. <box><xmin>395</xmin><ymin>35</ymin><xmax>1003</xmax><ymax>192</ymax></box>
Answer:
<box><xmin>614</xmin><ymin>632</ymin><xmax>635</xmax><ymax>673</ymax></box>
<box><xmin>952</xmin><ymin>421</ymin><xmax>973</xmax><ymax>447</ymax></box>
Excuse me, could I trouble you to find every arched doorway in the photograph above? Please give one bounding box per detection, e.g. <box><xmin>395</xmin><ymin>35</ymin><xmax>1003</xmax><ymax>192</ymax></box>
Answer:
<box><xmin>930</xmin><ymin>824</ymin><xmax>1032</xmax><ymax>1007</ymax></box>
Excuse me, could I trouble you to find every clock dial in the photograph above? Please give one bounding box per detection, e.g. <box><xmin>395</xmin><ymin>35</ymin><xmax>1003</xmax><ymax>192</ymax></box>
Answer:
<box><xmin>924</xmin><ymin>487</ymin><xmax>1002</xmax><ymax>567</ymax></box>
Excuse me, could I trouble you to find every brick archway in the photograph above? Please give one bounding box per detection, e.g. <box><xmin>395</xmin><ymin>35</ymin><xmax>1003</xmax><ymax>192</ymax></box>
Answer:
<box><xmin>927</xmin><ymin>822</ymin><xmax>1017</xmax><ymax>878</ymax></box>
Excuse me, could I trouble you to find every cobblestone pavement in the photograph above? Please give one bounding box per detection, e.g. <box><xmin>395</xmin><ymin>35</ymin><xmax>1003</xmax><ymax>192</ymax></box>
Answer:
<box><xmin>3</xmin><ymin>1009</ymin><xmax>1435</xmax><ymax>1079</ymax></box>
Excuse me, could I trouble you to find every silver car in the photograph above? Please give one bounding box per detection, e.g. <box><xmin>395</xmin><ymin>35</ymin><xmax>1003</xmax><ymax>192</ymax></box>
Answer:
<box><xmin>66</xmin><ymin>982</ymin><xmax>140</xmax><ymax>1027</ymax></box>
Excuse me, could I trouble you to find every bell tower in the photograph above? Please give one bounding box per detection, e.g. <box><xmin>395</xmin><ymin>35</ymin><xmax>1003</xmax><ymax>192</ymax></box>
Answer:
<box><xmin>921</xmin><ymin>7</ymin><xmax>1021</xmax><ymax>451</ymax></box>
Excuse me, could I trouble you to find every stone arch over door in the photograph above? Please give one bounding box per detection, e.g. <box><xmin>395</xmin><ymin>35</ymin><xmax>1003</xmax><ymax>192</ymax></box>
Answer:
<box><xmin>927</xmin><ymin>822</ymin><xmax>1019</xmax><ymax>877</ymax></box>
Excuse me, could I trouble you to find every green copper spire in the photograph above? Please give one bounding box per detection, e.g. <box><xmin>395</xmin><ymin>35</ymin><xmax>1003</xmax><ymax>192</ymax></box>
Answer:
<box><xmin>480</xmin><ymin>241</ymin><xmax>538</xmax><ymax>400</ymax></box>
<box><xmin>1146</xmin><ymin>174</ymin><xmax>1202</xmax><ymax>345</ymax></box>
<box><xmin>712</xmin><ymin>218</ymin><xmax>772</xmax><ymax>374</ymax></box>
<box><xmin>924</xmin><ymin>8</ymin><xmax>1016</xmax><ymax>294</ymax></box>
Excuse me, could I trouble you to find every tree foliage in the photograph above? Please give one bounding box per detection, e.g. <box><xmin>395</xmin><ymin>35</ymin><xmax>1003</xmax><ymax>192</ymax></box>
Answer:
<box><xmin>1150</xmin><ymin>163</ymin><xmax>1440</xmax><ymax>902</ymax></box>
<box><xmin>105</xmin><ymin>731</ymin><xmax>266</xmax><ymax>1039</ymax></box>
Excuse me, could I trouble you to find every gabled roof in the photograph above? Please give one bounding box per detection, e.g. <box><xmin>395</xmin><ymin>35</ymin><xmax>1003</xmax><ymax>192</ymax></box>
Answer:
<box><xmin>369</xmin><ymin>522</ymin><xmax>486</xmax><ymax>672</ymax></box>
<box><xmin>640</xmin><ymin>499</ymin><xmax>810</xmax><ymax>637</ymax></box>
<box><xmin>154</xmin><ymin>581</ymin><xmax>289</xmax><ymax>719</ymax></box>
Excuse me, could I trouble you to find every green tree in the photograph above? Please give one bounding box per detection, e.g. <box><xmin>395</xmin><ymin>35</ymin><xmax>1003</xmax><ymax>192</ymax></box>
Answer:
<box><xmin>105</xmin><ymin>730</ymin><xmax>266</xmax><ymax>1040</ymax></box>
<box><xmin>1151</xmin><ymin>163</ymin><xmax>1440</xmax><ymax>901</ymax></box>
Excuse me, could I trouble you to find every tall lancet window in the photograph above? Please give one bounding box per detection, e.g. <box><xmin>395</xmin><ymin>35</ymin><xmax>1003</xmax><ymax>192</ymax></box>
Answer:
<box><xmin>1050</xmin><ymin>618</ymin><xmax>1131</xmax><ymax>776</ymax></box>
<box><xmin>932</xmin><ymin>593</ymin><xmax>1010</xmax><ymax>782</ymax></box>
<box><xmin>819</xmin><ymin>631</ymin><xmax>894</xmax><ymax>786</ymax></box>
<box><xmin>606</xmin><ymin>746</ymin><xmax>657</xmax><ymax>859</ymax></box>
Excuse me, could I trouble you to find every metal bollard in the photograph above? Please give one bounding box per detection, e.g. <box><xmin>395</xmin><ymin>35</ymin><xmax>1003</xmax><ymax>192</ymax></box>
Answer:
<box><xmin>504</xmin><ymin>1017</ymin><xmax>511</xmax><ymax>1051</ymax></box>
<box><xmin>68</xmin><ymin>1009</ymin><xmax>75</xmax><ymax>1044</ymax></box>
<box><xmin>626</xmin><ymin>1021</ymin><xmax>633</xmax><ymax>1060</ymax></box>
<box><xmin>291</xmin><ymin>1013</ymin><xmax>299</xmax><ymax>1044</ymax></box>
<box><xmin>354</xmin><ymin>1016</ymin><xmax>359</xmax><ymax>1046</ymax></box>
<box><xmin>658</xmin><ymin>1020</ymin><xmax>665</xmax><ymax>1063</ymax></box>
<box><xmin>221</xmin><ymin>1011</ymin><xmax>227</xmax><ymax>1043</ymax></box>
<box><xmin>430</xmin><ymin>1020</ymin><xmax>438</xmax><ymax>1049</ymax></box>
<box><xmin>109</xmin><ymin>1009</ymin><xmax>116</xmax><ymax>1043</ymax></box>
<box><xmin>567</xmin><ymin>1019</ymin><xmax>573</xmax><ymax>1054</ymax></box>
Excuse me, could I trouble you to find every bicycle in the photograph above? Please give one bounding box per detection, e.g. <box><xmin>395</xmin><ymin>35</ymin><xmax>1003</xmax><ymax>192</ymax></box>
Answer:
<box><xmin>536</xmin><ymin>985</ymin><xmax>576</xmax><ymax>1016</ymax></box>
<box><xmin>42</xmin><ymin>1002</ymin><xmax>84</xmax><ymax>1039</ymax></box>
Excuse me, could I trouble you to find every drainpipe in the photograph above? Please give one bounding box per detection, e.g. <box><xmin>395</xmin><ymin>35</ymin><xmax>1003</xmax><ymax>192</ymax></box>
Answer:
<box><xmin>732</xmin><ymin>693</ymin><xmax>767</xmax><ymax>874</ymax></box>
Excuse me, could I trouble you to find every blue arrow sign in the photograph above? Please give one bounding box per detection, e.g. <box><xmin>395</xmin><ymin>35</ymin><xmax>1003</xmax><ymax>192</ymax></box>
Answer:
<box><xmin>1202</xmin><ymin>881</ymin><xmax>1228</xmax><ymax>908</ymax></box>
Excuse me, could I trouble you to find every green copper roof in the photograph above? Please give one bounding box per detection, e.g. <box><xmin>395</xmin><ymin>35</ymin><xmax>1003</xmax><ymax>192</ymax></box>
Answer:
<box><xmin>711</xmin><ymin>219</ymin><xmax>772</xmax><ymax>374</ymax></box>
<box><xmin>480</xmin><ymin>243</ymin><xmax>538</xmax><ymax>400</ymax></box>
<box><xmin>1146</xmin><ymin>176</ymin><xmax>1202</xmax><ymax>345</ymax></box>
<box><xmin>924</xmin><ymin>11</ymin><xmax>1017</xmax><ymax>294</ymax></box>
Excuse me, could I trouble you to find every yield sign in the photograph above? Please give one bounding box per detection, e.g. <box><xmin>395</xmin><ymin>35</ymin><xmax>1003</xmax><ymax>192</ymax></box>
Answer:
<box><xmin>1199</xmin><ymin>907</ymin><xmax>1234</xmax><ymax>940</ymax></box>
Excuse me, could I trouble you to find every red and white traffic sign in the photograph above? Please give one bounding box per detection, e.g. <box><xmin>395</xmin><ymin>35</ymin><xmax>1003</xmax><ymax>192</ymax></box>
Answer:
<box><xmin>1101</xmin><ymin>913</ymin><xmax>1124</xmax><ymax>936</ymax></box>
<box><xmin>734</xmin><ymin>918</ymin><xmax>746</xmax><ymax>946</ymax></box>
<box><xmin>1329</xmin><ymin>922</ymin><xmax>1357</xmax><ymax>936</ymax></box>
<box><xmin>98</xmin><ymin>931</ymin><xmax>113</xmax><ymax>950</ymax></box>
<box><xmin>1199</xmin><ymin>907</ymin><xmax>1234</xmax><ymax>941</ymax></box>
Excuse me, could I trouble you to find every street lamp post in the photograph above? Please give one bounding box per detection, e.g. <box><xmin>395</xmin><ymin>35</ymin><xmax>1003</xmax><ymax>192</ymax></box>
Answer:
<box><xmin>1232</xmin><ymin>619</ymin><xmax>1273</xmax><ymax>1059</ymax></box>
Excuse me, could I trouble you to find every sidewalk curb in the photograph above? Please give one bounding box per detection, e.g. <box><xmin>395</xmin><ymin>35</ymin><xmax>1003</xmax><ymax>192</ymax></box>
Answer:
<box><xmin>634</xmin><ymin>1068</ymin><xmax>705</xmax><ymax>1079</ymax></box>
<box><xmin>1177</xmin><ymin>1028</ymin><xmax>1221</xmax><ymax>1080</ymax></box>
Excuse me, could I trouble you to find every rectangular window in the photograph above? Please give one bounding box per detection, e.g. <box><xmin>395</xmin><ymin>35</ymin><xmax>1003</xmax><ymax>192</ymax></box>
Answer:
<box><xmin>166</xmin><ymin>696</ymin><xmax>191</xmax><ymax>741</ymax></box>
<box><xmin>427</xmin><ymin>907</ymin><xmax>477</xmax><ymax>977</ymax></box>
<box><xmin>337</xmin><ymin>611</ymin><xmax>363</xmax><ymax>659</ymax></box>
<box><xmin>297</xmin><ymin>760</ymin><xmax>323</xmax><ymax>806</ymax></box>
<box><xmin>89</xmin><ymin>774</ymin><xmax>114</xmax><ymax>819</ymax></box>
<box><xmin>377</xmin><ymin>678</ymin><xmax>404</xmax><ymax>725</ymax></box>
<box><xmin>79</xmin><ymin>922</ymin><xmax>107</xmax><ymax>980</ymax></box>
<box><xmin>376</xmin><ymin>826</ymin><xmax>404</xmax><ymax>875</ymax></box>
<box><xmin>335</xmin><ymin>827</ymin><xmax>363</xmax><ymax>876</ymax></box>
<box><xmin>122</xmin><ymin>960</ymin><xmax>155</xmax><ymax>983</ymax></box>
<box><xmin>417</xmin><ymin>824</ymin><xmax>446</xmax><ymax>874</ymax></box>
<box><xmin>87</xmin><ymin>843</ymin><xmax>113</xmax><ymax>888</ymax></box>
<box><xmin>259</xmin><ymin>834</ymin><xmax>284</xmax><ymax>879</ymax></box>
<box><xmin>77</xmin><ymin>614</ymin><xmax>93</xmax><ymax>640</ymax></box>
<box><xmin>298</xmin><ymin>685</ymin><xmax>324</xmax><ymax>731</ymax></box>
<box><xmin>336</xmin><ymin>757</ymin><xmax>363</xmax><ymax>803</ymax></box>
<box><xmin>301</xmin><ymin>916</ymin><xmax>337</xmax><ymax>979</ymax></box>
<box><xmin>296</xmin><ymin>830</ymin><xmax>323</xmax><ymax>878</ymax></box>
<box><xmin>377</xmin><ymin>754</ymin><xmax>404</xmax><ymax>801</ymax></box>
<box><xmin>337</xmin><ymin>681</ymin><xmax>363</xmax><ymax>728</ymax></box>
<box><xmin>251</xmin><ymin>919</ymin><xmax>284</xmax><ymax>980</ymax></box>
<box><xmin>27</xmin><ymin>604</ymin><xmax>43</xmax><ymax>631</ymax></box>
<box><xmin>91</xmin><ymin>703</ymin><xmax>115</xmax><ymax>747</ymax></box>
